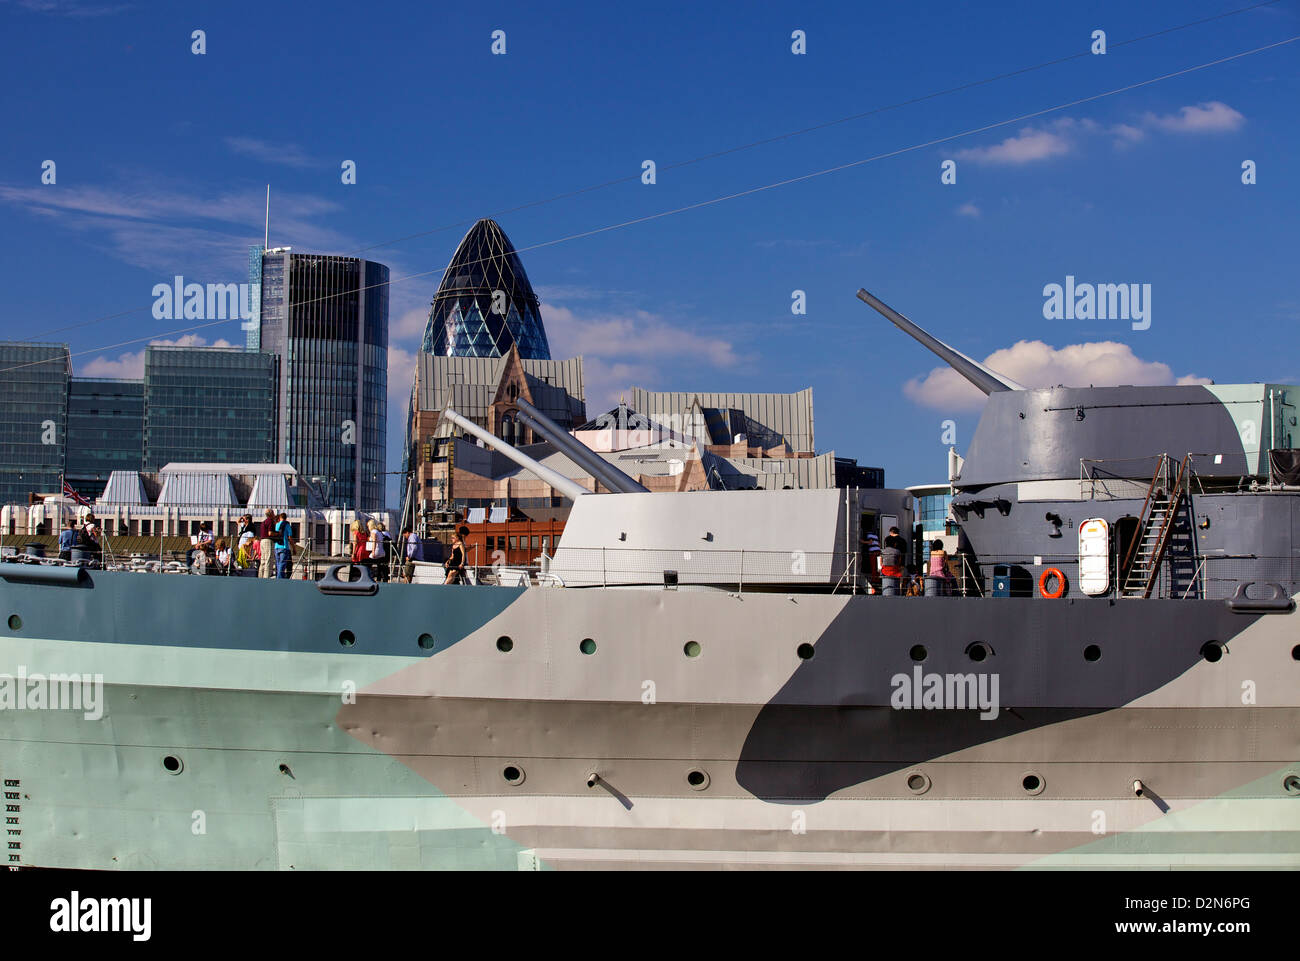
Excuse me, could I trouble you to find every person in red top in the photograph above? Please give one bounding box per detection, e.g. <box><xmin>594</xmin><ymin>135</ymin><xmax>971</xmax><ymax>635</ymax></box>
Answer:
<box><xmin>350</xmin><ymin>519</ymin><xmax>369</xmax><ymax>570</ymax></box>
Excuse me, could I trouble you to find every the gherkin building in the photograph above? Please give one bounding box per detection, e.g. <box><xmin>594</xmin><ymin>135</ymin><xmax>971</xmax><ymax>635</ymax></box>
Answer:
<box><xmin>420</xmin><ymin>219</ymin><xmax>551</xmax><ymax>359</ymax></box>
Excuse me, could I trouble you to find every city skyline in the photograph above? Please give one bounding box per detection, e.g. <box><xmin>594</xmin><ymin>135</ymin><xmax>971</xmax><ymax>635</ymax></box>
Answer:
<box><xmin>2</xmin><ymin>0</ymin><xmax>1297</xmax><ymax>506</ymax></box>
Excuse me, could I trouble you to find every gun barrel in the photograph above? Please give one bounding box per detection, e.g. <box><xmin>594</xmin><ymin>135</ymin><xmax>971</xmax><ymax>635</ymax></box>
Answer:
<box><xmin>442</xmin><ymin>408</ymin><xmax>591</xmax><ymax>502</ymax></box>
<box><xmin>856</xmin><ymin>288</ymin><xmax>1022</xmax><ymax>395</ymax></box>
<box><xmin>516</xmin><ymin>400</ymin><xmax>649</xmax><ymax>494</ymax></box>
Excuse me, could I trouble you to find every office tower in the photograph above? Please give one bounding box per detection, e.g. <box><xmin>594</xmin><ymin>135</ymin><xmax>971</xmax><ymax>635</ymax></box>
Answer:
<box><xmin>420</xmin><ymin>219</ymin><xmax>550</xmax><ymax>360</ymax></box>
<box><xmin>253</xmin><ymin>250</ymin><xmax>389</xmax><ymax>510</ymax></box>
<box><xmin>0</xmin><ymin>343</ymin><xmax>70</xmax><ymax>505</ymax></box>
<box><xmin>65</xmin><ymin>378</ymin><xmax>144</xmax><ymax>499</ymax></box>
<box><xmin>142</xmin><ymin>346</ymin><xmax>279</xmax><ymax>470</ymax></box>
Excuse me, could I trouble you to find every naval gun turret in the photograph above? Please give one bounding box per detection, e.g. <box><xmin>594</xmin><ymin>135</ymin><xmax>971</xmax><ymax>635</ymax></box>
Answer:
<box><xmin>441</xmin><ymin>405</ymin><xmax>913</xmax><ymax>592</ymax></box>
<box><xmin>858</xmin><ymin>287</ymin><xmax>1300</xmax><ymax>601</ymax></box>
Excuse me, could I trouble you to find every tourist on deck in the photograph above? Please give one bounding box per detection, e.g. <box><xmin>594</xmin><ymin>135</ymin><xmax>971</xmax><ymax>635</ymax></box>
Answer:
<box><xmin>443</xmin><ymin>527</ymin><xmax>467</xmax><ymax>585</ymax></box>
<box><xmin>235</xmin><ymin>514</ymin><xmax>256</xmax><ymax>546</ymax></box>
<box><xmin>928</xmin><ymin>539</ymin><xmax>957</xmax><ymax>596</ymax></box>
<box><xmin>80</xmin><ymin>514</ymin><xmax>102</xmax><ymax>554</ymax></box>
<box><xmin>213</xmin><ymin>537</ymin><xmax>231</xmax><ymax>575</ymax></box>
<box><xmin>367</xmin><ymin>519</ymin><xmax>389</xmax><ymax>582</ymax></box>
<box><xmin>186</xmin><ymin>521</ymin><xmax>212</xmax><ymax>568</ymax></box>
<box><xmin>401</xmin><ymin>527</ymin><xmax>423</xmax><ymax>583</ymax></box>
<box><xmin>350</xmin><ymin>519</ymin><xmax>369</xmax><ymax>572</ymax></box>
<box><xmin>58</xmin><ymin>519</ymin><xmax>78</xmax><ymax>561</ymax></box>
<box><xmin>235</xmin><ymin>532</ymin><xmax>256</xmax><ymax>575</ymax></box>
<box><xmin>274</xmin><ymin>513</ymin><xmax>295</xmax><ymax>579</ymax></box>
<box><xmin>860</xmin><ymin>528</ymin><xmax>881</xmax><ymax>593</ymax></box>
<box><xmin>880</xmin><ymin>526</ymin><xmax>907</xmax><ymax>596</ymax></box>
<box><xmin>258</xmin><ymin>509</ymin><xmax>277</xmax><ymax>579</ymax></box>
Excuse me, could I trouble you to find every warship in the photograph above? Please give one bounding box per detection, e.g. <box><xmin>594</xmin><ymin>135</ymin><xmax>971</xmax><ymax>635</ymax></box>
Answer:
<box><xmin>1</xmin><ymin>288</ymin><xmax>1297</xmax><ymax>871</ymax></box>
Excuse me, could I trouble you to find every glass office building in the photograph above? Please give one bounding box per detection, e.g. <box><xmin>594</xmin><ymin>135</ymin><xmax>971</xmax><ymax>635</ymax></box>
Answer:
<box><xmin>244</xmin><ymin>245</ymin><xmax>263</xmax><ymax>351</ymax></box>
<box><xmin>65</xmin><ymin>378</ymin><xmax>144</xmax><ymax>499</ymax></box>
<box><xmin>143</xmin><ymin>346</ymin><xmax>278</xmax><ymax>469</ymax></box>
<box><xmin>909</xmin><ymin>483</ymin><xmax>957</xmax><ymax>562</ymax></box>
<box><xmin>421</xmin><ymin>219</ymin><xmax>551</xmax><ymax>359</ymax></box>
<box><xmin>256</xmin><ymin>251</ymin><xmax>389</xmax><ymax>511</ymax></box>
<box><xmin>0</xmin><ymin>343</ymin><xmax>70</xmax><ymax>505</ymax></box>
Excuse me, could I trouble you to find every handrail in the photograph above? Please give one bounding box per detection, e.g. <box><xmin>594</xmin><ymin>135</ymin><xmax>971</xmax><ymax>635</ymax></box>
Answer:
<box><xmin>833</xmin><ymin>552</ymin><xmax>857</xmax><ymax>595</ymax></box>
<box><xmin>958</xmin><ymin>552</ymin><xmax>983</xmax><ymax>597</ymax></box>
<box><xmin>1138</xmin><ymin>453</ymin><xmax>1192</xmax><ymax>599</ymax></box>
<box><xmin>1120</xmin><ymin>453</ymin><xmax>1167</xmax><ymax>582</ymax></box>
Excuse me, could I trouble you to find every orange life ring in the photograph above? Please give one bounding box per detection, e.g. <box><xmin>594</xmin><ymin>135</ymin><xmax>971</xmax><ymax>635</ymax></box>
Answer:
<box><xmin>1038</xmin><ymin>568</ymin><xmax>1066</xmax><ymax>599</ymax></box>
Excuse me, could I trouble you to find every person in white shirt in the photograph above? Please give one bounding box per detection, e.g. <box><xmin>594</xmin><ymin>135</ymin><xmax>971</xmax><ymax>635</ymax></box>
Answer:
<box><xmin>214</xmin><ymin>537</ymin><xmax>232</xmax><ymax>575</ymax></box>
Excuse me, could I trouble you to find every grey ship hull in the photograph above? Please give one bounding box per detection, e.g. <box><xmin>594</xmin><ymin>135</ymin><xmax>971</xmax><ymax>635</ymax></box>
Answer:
<box><xmin>2</xmin><ymin>570</ymin><xmax>1296</xmax><ymax>870</ymax></box>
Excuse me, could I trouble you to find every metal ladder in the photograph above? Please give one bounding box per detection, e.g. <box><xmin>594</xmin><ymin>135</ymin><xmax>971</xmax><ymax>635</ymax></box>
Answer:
<box><xmin>1119</xmin><ymin>453</ymin><xmax>1191</xmax><ymax>599</ymax></box>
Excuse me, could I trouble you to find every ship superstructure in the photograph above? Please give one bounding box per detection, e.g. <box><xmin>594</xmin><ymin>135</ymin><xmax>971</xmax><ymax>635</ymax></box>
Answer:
<box><xmin>1</xmin><ymin>289</ymin><xmax>1297</xmax><ymax>870</ymax></box>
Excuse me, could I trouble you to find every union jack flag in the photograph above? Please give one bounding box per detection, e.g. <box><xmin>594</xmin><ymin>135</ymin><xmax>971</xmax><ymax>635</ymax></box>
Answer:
<box><xmin>62</xmin><ymin>480</ymin><xmax>91</xmax><ymax>507</ymax></box>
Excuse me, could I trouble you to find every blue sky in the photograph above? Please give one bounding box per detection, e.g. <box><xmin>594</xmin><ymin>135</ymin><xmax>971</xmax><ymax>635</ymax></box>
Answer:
<box><xmin>2</xmin><ymin>0</ymin><xmax>1297</xmax><ymax>505</ymax></box>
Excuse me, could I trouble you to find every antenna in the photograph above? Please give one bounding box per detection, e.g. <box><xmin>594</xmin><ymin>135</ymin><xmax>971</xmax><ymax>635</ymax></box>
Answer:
<box><xmin>264</xmin><ymin>185</ymin><xmax>270</xmax><ymax>249</ymax></box>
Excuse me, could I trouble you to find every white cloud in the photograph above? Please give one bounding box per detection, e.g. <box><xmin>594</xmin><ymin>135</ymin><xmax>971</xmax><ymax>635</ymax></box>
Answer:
<box><xmin>224</xmin><ymin>137</ymin><xmax>317</xmax><ymax>169</ymax></box>
<box><xmin>953</xmin><ymin>101</ymin><xmax>1245</xmax><ymax>167</ymax></box>
<box><xmin>387</xmin><ymin>344</ymin><xmax>418</xmax><ymax>410</ymax></box>
<box><xmin>1143</xmin><ymin>101</ymin><xmax>1244</xmax><ymax>133</ymax></box>
<box><xmin>956</xmin><ymin>127</ymin><xmax>1071</xmax><ymax>165</ymax></box>
<box><xmin>955</xmin><ymin>202</ymin><xmax>980</xmax><ymax>218</ymax></box>
<box><xmin>390</xmin><ymin>305</ymin><xmax>429</xmax><ymax>343</ymax></box>
<box><xmin>79</xmin><ymin>334</ymin><xmax>236</xmax><ymax>379</ymax></box>
<box><xmin>0</xmin><ymin>178</ymin><xmax>439</xmax><ymax>367</ymax></box>
<box><xmin>1111</xmin><ymin>123</ymin><xmax>1146</xmax><ymax>146</ymax></box>
<box><xmin>8</xmin><ymin>0</ymin><xmax>131</xmax><ymax>15</ymax></box>
<box><xmin>0</xmin><ymin>181</ymin><xmax>353</xmax><ymax>279</ymax></box>
<box><xmin>543</xmin><ymin>301</ymin><xmax>742</xmax><ymax>409</ymax></box>
<box><xmin>903</xmin><ymin>339</ymin><xmax>1211</xmax><ymax>411</ymax></box>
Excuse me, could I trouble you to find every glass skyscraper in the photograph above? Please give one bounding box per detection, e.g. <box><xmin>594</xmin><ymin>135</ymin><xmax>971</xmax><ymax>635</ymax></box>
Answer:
<box><xmin>142</xmin><ymin>346</ymin><xmax>278</xmax><ymax>469</ymax></box>
<box><xmin>65</xmin><ymin>378</ymin><xmax>144</xmax><ymax>499</ymax></box>
<box><xmin>420</xmin><ymin>219</ymin><xmax>551</xmax><ymax>359</ymax></box>
<box><xmin>244</xmin><ymin>245</ymin><xmax>263</xmax><ymax>351</ymax></box>
<box><xmin>0</xmin><ymin>343</ymin><xmax>70</xmax><ymax>505</ymax></box>
<box><xmin>254</xmin><ymin>251</ymin><xmax>388</xmax><ymax>511</ymax></box>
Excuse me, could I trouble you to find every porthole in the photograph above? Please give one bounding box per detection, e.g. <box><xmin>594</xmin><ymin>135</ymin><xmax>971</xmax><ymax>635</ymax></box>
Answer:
<box><xmin>417</xmin><ymin>633</ymin><xmax>435</xmax><ymax>650</ymax></box>
<box><xmin>683</xmin><ymin>641</ymin><xmax>701</xmax><ymax>658</ymax></box>
<box><xmin>339</xmin><ymin>630</ymin><xmax>355</xmax><ymax>647</ymax></box>
<box><xmin>6</xmin><ymin>614</ymin><xmax>20</xmax><ymax>631</ymax></box>
<box><xmin>966</xmin><ymin>642</ymin><xmax>989</xmax><ymax>663</ymax></box>
<box><xmin>579</xmin><ymin>638</ymin><xmax>597</xmax><ymax>655</ymax></box>
<box><xmin>1021</xmin><ymin>772</ymin><xmax>1045</xmax><ymax>795</ymax></box>
<box><xmin>909</xmin><ymin>644</ymin><xmax>927</xmax><ymax>662</ymax></box>
<box><xmin>502</xmin><ymin>765</ymin><xmax>525</xmax><ymax>786</ymax></box>
<box><xmin>1284</xmin><ymin>774</ymin><xmax>1300</xmax><ymax>796</ymax></box>
<box><xmin>1200</xmin><ymin>640</ymin><xmax>1223</xmax><ymax>663</ymax></box>
<box><xmin>1084</xmin><ymin>644</ymin><xmax>1101</xmax><ymax>662</ymax></box>
<box><xmin>686</xmin><ymin>769</ymin><xmax>710</xmax><ymax>791</ymax></box>
<box><xmin>1292</xmin><ymin>645</ymin><xmax>1300</xmax><ymax>661</ymax></box>
<box><xmin>161</xmin><ymin>755</ymin><xmax>183</xmax><ymax>775</ymax></box>
<box><xmin>496</xmin><ymin>636</ymin><xmax>514</xmax><ymax>653</ymax></box>
<box><xmin>906</xmin><ymin>771</ymin><xmax>931</xmax><ymax>795</ymax></box>
<box><xmin>796</xmin><ymin>643</ymin><xmax>815</xmax><ymax>660</ymax></box>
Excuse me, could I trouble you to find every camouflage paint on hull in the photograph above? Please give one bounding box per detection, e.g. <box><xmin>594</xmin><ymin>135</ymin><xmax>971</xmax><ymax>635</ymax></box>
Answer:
<box><xmin>1</xmin><ymin>572</ymin><xmax>1296</xmax><ymax>869</ymax></box>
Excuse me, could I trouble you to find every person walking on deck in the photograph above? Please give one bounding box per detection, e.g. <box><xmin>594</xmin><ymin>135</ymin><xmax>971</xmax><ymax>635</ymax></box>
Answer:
<box><xmin>258</xmin><ymin>509</ymin><xmax>277</xmax><ymax>578</ymax></box>
<box><xmin>273</xmin><ymin>513</ymin><xmax>295</xmax><ymax>579</ymax></box>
